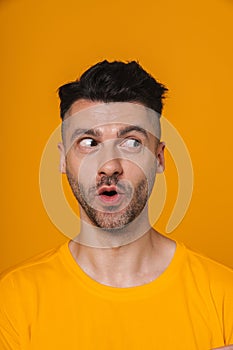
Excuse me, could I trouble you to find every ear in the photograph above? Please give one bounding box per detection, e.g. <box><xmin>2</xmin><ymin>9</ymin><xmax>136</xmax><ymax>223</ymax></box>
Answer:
<box><xmin>156</xmin><ymin>141</ymin><xmax>165</xmax><ymax>174</ymax></box>
<box><xmin>57</xmin><ymin>142</ymin><xmax>66</xmax><ymax>174</ymax></box>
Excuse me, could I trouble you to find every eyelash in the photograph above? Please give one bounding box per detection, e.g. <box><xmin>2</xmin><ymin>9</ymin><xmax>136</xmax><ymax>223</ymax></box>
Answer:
<box><xmin>121</xmin><ymin>138</ymin><xmax>141</xmax><ymax>147</ymax></box>
<box><xmin>78</xmin><ymin>138</ymin><xmax>98</xmax><ymax>147</ymax></box>
<box><xmin>76</xmin><ymin>137</ymin><xmax>142</xmax><ymax>149</ymax></box>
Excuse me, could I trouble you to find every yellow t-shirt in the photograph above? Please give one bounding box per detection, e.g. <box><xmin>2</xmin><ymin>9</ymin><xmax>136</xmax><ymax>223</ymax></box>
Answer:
<box><xmin>0</xmin><ymin>240</ymin><xmax>233</xmax><ymax>350</ymax></box>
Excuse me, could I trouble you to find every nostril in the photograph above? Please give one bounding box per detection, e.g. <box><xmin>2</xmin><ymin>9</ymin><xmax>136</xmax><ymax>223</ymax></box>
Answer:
<box><xmin>97</xmin><ymin>159</ymin><xmax>123</xmax><ymax>178</ymax></box>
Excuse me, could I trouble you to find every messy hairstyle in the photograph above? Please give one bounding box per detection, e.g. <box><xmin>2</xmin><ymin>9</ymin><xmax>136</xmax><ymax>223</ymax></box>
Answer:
<box><xmin>58</xmin><ymin>60</ymin><xmax>168</xmax><ymax>119</ymax></box>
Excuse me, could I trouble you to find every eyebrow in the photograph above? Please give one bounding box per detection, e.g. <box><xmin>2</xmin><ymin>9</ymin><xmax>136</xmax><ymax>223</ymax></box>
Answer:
<box><xmin>70</xmin><ymin>125</ymin><xmax>148</xmax><ymax>143</ymax></box>
<box><xmin>117</xmin><ymin>125</ymin><xmax>148</xmax><ymax>139</ymax></box>
<box><xmin>70</xmin><ymin>128</ymin><xmax>102</xmax><ymax>143</ymax></box>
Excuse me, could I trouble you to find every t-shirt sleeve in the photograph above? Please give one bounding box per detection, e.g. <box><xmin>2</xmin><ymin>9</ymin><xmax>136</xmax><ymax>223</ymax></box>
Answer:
<box><xmin>223</xmin><ymin>279</ymin><xmax>233</xmax><ymax>345</ymax></box>
<box><xmin>188</xmin><ymin>249</ymin><xmax>233</xmax><ymax>347</ymax></box>
<box><xmin>0</xmin><ymin>275</ymin><xmax>21</xmax><ymax>349</ymax></box>
<box><xmin>210</xmin><ymin>263</ymin><xmax>233</xmax><ymax>346</ymax></box>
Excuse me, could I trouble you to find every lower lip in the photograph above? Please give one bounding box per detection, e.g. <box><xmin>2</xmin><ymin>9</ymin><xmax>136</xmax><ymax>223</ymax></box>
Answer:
<box><xmin>98</xmin><ymin>193</ymin><xmax>122</xmax><ymax>204</ymax></box>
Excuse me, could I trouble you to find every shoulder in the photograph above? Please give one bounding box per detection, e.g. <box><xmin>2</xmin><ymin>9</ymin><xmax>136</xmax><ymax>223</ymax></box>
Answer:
<box><xmin>183</xmin><ymin>244</ymin><xmax>233</xmax><ymax>276</ymax></box>
<box><xmin>0</xmin><ymin>241</ymin><xmax>69</xmax><ymax>292</ymax></box>
<box><xmin>180</xmin><ymin>243</ymin><xmax>233</xmax><ymax>294</ymax></box>
<box><xmin>0</xmin><ymin>241</ymin><xmax>71</xmax><ymax>328</ymax></box>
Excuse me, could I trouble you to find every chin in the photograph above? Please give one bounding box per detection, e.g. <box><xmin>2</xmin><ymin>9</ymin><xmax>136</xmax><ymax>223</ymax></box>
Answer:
<box><xmin>89</xmin><ymin>208</ymin><xmax>142</xmax><ymax>231</ymax></box>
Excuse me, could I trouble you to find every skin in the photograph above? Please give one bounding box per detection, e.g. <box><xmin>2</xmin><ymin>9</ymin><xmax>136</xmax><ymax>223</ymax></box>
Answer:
<box><xmin>58</xmin><ymin>99</ymin><xmax>232</xmax><ymax>349</ymax></box>
<box><xmin>58</xmin><ymin>99</ymin><xmax>176</xmax><ymax>287</ymax></box>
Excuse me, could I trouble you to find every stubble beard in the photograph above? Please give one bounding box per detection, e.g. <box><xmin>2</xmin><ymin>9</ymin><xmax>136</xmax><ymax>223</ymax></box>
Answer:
<box><xmin>66</xmin><ymin>170</ymin><xmax>150</xmax><ymax>231</ymax></box>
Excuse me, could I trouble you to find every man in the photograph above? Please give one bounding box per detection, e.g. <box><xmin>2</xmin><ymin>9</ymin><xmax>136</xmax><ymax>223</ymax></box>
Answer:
<box><xmin>0</xmin><ymin>60</ymin><xmax>232</xmax><ymax>349</ymax></box>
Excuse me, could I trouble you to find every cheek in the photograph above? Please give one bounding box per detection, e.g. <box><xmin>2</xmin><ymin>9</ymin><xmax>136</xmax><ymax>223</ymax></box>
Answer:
<box><xmin>124</xmin><ymin>162</ymin><xmax>157</xmax><ymax>194</ymax></box>
<box><xmin>65</xmin><ymin>152</ymin><xmax>81</xmax><ymax>177</ymax></box>
<box><xmin>66</xmin><ymin>153</ymin><xmax>100</xmax><ymax>189</ymax></box>
<box><xmin>123</xmin><ymin>162</ymin><xmax>147</xmax><ymax>182</ymax></box>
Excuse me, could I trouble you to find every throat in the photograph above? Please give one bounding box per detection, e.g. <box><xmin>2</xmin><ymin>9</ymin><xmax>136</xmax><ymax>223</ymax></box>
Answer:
<box><xmin>69</xmin><ymin>233</ymin><xmax>177</xmax><ymax>288</ymax></box>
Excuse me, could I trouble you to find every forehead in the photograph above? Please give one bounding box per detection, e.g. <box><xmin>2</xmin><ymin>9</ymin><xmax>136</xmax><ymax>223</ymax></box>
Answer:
<box><xmin>68</xmin><ymin>99</ymin><xmax>100</xmax><ymax>115</ymax></box>
<box><xmin>63</xmin><ymin>100</ymin><xmax>161</xmax><ymax>140</ymax></box>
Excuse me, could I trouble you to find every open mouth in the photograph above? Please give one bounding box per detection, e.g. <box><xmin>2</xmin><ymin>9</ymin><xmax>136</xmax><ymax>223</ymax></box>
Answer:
<box><xmin>101</xmin><ymin>190</ymin><xmax>118</xmax><ymax>197</ymax></box>
<box><xmin>98</xmin><ymin>186</ymin><xmax>121</xmax><ymax>203</ymax></box>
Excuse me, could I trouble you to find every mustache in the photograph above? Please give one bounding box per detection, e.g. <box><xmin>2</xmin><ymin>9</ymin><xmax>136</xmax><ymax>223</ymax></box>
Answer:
<box><xmin>97</xmin><ymin>174</ymin><xmax>119</xmax><ymax>188</ymax></box>
<box><xmin>86</xmin><ymin>174</ymin><xmax>131</xmax><ymax>195</ymax></box>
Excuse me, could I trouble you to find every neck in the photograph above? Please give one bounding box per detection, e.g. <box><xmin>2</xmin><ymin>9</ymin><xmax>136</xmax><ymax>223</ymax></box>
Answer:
<box><xmin>69</xmin><ymin>229</ymin><xmax>176</xmax><ymax>288</ymax></box>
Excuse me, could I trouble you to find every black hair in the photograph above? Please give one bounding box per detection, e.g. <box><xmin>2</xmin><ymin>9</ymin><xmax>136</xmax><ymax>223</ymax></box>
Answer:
<box><xmin>58</xmin><ymin>60</ymin><xmax>168</xmax><ymax>119</ymax></box>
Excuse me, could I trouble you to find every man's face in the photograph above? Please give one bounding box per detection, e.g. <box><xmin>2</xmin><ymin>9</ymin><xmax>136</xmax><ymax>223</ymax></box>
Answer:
<box><xmin>59</xmin><ymin>100</ymin><xmax>165</xmax><ymax>230</ymax></box>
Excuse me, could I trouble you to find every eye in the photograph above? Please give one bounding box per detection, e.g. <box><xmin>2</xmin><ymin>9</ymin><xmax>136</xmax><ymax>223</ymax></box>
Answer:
<box><xmin>79</xmin><ymin>138</ymin><xmax>98</xmax><ymax>148</ymax></box>
<box><xmin>120</xmin><ymin>138</ymin><xmax>141</xmax><ymax>149</ymax></box>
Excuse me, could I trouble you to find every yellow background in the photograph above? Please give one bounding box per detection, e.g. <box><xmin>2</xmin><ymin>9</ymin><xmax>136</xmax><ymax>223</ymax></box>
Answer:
<box><xmin>0</xmin><ymin>0</ymin><xmax>233</xmax><ymax>272</ymax></box>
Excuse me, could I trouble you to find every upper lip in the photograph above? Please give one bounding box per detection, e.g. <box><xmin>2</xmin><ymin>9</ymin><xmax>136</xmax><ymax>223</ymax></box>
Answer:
<box><xmin>97</xmin><ymin>185</ymin><xmax>118</xmax><ymax>195</ymax></box>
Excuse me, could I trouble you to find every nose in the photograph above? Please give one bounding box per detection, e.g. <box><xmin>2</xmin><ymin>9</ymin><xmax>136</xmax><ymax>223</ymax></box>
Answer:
<box><xmin>97</xmin><ymin>158</ymin><xmax>123</xmax><ymax>179</ymax></box>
